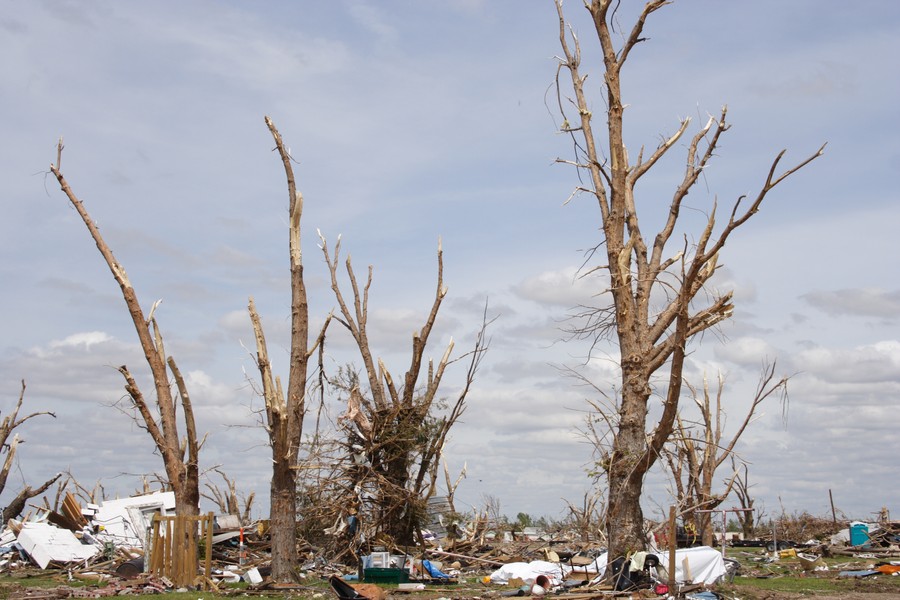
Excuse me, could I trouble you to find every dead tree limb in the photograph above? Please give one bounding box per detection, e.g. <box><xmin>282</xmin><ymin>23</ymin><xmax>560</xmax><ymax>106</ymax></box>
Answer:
<box><xmin>3</xmin><ymin>472</ymin><xmax>62</xmax><ymax>523</ymax></box>
<box><xmin>0</xmin><ymin>380</ymin><xmax>57</xmax><ymax>498</ymax></box>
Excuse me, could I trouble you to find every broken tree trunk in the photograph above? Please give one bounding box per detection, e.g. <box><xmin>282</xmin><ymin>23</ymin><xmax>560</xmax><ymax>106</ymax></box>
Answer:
<box><xmin>249</xmin><ymin>117</ymin><xmax>331</xmax><ymax>582</ymax></box>
<box><xmin>50</xmin><ymin>141</ymin><xmax>202</xmax><ymax>520</ymax></box>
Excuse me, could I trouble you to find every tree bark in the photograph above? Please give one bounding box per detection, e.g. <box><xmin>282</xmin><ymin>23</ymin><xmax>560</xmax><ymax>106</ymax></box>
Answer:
<box><xmin>248</xmin><ymin>294</ymin><xmax>300</xmax><ymax>580</ymax></box>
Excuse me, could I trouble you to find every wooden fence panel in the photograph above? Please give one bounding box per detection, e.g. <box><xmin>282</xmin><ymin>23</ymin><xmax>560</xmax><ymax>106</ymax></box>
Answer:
<box><xmin>148</xmin><ymin>512</ymin><xmax>214</xmax><ymax>588</ymax></box>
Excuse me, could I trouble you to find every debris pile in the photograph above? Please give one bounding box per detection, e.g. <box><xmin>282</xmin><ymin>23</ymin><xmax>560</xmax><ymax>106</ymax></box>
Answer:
<box><xmin>2</xmin><ymin>491</ymin><xmax>898</xmax><ymax>600</ymax></box>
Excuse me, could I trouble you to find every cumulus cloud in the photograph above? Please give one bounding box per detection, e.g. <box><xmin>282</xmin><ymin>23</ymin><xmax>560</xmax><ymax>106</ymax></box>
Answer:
<box><xmin>708</xmin><ymin>266</ymin><xmax>758</xmax><ymax>305</ymax></box>
<box><xmin>802</xmin><ymin>288</ymin><xmax>900</xmax><ymax>318</ymax></box>
<box><xmin>793</xmin><ymin>340</ymin><xmax>900</xmax><ymax>384</ymax></box>
<box><xmin>48</xmin><ymin>331</ymin><xmax>113</xmax><ymax>350</ymax></box>
<box><xmin>514</xmin><ymin>266</ymin><xmax>604</xmax><ymax>308</ymax></box>
<box><xmin>713</xmin><ymin>336</ymin><xmax>780</xmax><ymax>368</ymax></box>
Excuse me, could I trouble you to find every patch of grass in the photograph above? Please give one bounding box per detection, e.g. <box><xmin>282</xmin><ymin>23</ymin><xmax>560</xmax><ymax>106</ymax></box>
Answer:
<box><xmin>1</xmin><ymin>572</ymin><xmax>79</xmax><ymax>588</ymax></box>
<box><xmin>715</xmin><ymin>552</ymin><xmax>900</xmax><ymax>599</ymax></box>
<box><xmin>0</xmin><ymin>572</ymin><xmax>335</xmax><ymax>599</ymax></box>
<box><xmin>721</xmin><ymin>574</ymin><xmax>900</xmax><ymax>597</ymax></box>
<box><xmin>730</xmin><ymin>574</ymin><xmax>848</xmax><ymax>592</ymax></box>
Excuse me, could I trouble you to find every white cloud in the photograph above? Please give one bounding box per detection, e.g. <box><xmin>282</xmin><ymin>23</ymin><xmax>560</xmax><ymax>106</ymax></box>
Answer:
<box><xmin>802</xmin><ymin>288</ymin><xmax>900</xmax><ymax>319</ymax></box>
<box><xmin>48</xmin><ymin>331</ymin><xmax>113</xmax><ymax>350</ymax></box>
<box><xmin>793</xmin><ymin>340</ymin><xmax>900</xmax><ymax>384</ymax></box>
<box><xmin>714</xmin><ymin>337</ymin><xmax>780</xmax><ymax>368</ymax></box>
<box><xmin>514</xmin><ymin>266</ymin><xmax>604</xmax><ymax>308</ymax></box>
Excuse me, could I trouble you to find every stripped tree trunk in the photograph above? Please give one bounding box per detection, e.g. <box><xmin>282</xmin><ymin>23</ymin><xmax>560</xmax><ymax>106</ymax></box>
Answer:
<box><xmin>248</xmin><ymin>118</ymin><xmax>331</xmax><ymax>582</ymax></box>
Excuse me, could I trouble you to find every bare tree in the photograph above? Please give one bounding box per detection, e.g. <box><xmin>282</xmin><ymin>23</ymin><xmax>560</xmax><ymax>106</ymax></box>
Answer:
<box><xmin>50</xmin><ymin>141</ymin><xmax>204</xmax><ymax>519</ymax></box>
<box><xmin>2</xmin><ymin>475</ymin><xmax>62</xmax><ymax>524</ymax></box>
<box><xmin>664</xmin><ymin>363</ymin><xmax>788</xmax><ymax>545</ymax></box>
<box><xmin>250</xmin><ymin>117</ymin><xmax>487</xmax><ymax>570</ymax></box>
<box><xmin>480</xmin><ymin>494</ymin><xmax>504</xmax><ymax>532</ymax></box>
<box><xmin>247</xmin><ymin>117</ymin><xmax>331</xmax><ymax>582</ymax></box>
<box><xmin>443</xmin><ymin>460</ymin><xmax>467</xmax><ymax>516</ymax></box>
<box><xmin>0</xmin><ymin>381</ymin><xmax>56</xmax><ymax>493</ymax></box>
<box><xmin>55</xmin><ymin>471</ymin><xmax>107</xmax><ymax>506</ymax></box>
<box><xmin>319</xmin><ymin>235</ymin><xmax>491</xmax><ymax>546</ymax></box>
<box><xmin>731</xmin><ymin>456</ymin><xmax>761</xmax><ymax>538</ymax></box>
<box><xmin>553</xmin><ymin>1</ymin><xmax>824</xmax><ymax>559</ymax></box>
<box><xmin>0</xmin><ymin>382</ymin><xmax>61</xmax><ymax>521</ymax></box>
<box><xmin>202</xmin><ymin>468</ymin><xmax>255</xmax><ymax>524</ymax></box>
<box><xmin>563</xmin><ymin>490</ymin><xmax>606</xmax><ymax>543</ymax></box>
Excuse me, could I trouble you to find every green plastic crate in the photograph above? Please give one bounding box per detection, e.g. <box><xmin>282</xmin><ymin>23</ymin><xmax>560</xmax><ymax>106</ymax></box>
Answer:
<box><xmin>364</xmin><ymin>567</ymin><xmax>410</xmax><ymax>583</ymax></box>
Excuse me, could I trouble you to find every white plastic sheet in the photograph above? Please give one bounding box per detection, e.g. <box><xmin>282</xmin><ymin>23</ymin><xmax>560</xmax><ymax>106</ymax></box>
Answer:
<box><xmin>657</xmin><ymin>546</ymin><xmax>726</xmax><ymax>585</ymax></box>
<box><xmin>488</xmin><ymin>559</ymin><xmax>571</xmax><ymax>585</ymax></box>
<box><xmin>490</xmin><ymin>547</ymin><xmax>726</xmax><ymax>587</ymax></box>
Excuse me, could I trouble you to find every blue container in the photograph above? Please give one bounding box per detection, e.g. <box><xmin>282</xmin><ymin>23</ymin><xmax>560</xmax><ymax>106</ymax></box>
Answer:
<box><xmin>849</xmin><ymin>521</ymin><xmax>869</xmax><ymax>546</ymax></box>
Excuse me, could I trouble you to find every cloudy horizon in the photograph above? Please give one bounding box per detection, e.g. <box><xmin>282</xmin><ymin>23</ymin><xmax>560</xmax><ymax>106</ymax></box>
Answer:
<box><xmin>2</xmin><ymin>1</ymin><xmax>898</xmax><ymax>528</ymax></box>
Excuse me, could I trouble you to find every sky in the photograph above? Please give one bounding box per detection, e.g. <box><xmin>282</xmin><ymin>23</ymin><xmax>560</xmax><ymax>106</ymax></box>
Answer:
<box><xmin>1</xmin><ymin>1</ymin><xmax>899</xmax><ymax>531</ymax></box>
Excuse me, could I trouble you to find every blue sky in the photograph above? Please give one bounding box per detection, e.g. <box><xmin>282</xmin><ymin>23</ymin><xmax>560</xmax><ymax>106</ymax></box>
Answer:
<box><xmin>2</xmin><ymin>1</ymin><xmax>898</xmax><ymax>527</ymax></box>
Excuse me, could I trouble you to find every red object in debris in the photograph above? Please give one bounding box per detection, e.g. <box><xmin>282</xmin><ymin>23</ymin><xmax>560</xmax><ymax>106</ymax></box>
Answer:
<box><xmin>654</xmin><ymin>583</ymin><xmax>669</xmax><ymax>595</ymax></box>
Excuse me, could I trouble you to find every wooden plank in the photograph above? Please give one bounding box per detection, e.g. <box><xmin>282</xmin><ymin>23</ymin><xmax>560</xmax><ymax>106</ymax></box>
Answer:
<box><xmin>204</xmin><ymin>512</ymin><xmax>214</xmax><ymax>583</ymax></box>
<box><xmin>147</xmin><ymin>512</ymin><xmax>208</xmax><ymax>588</ymax></box>
<box><xmin>62</xmin><ymin>492</ymin><xmax>89</xmax><ymax>527</ymax></box>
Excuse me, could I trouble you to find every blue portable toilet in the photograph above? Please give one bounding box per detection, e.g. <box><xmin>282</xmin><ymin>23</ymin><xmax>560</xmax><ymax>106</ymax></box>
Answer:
<box><xmin>849</xmin><ymin>521</ymin><xmax>870</xmax><ymax>547</ymax></box>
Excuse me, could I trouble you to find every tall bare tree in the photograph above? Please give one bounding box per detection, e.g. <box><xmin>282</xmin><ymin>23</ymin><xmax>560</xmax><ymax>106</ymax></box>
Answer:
<box><xmin>553</xmin><ymin>1</ymin><xmax>823</xmax><ymax>559</ymax></box>
<box><xmin>664</xmin><ymin>363</ymin><xmax>787</xmax><ymax>545</ymax></box>
<box><xmin>50</xmin><ymin>142</ymin><xmax>203</xmax><ymax>519</ymax></box>
<box><xmin>247</xmin><ymin>117</ymin><xmax>331</xmax><ymax>582</ymax></box>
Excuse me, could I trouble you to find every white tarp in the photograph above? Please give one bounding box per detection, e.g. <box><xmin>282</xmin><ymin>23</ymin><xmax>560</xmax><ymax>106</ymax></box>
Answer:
<box><xmin>655</xmin><ymin>546</ymin><xmax>726</xmax><ymax>585</ymax></box>
<box><xmin>585</xmin><ymin>552</ymin><xmax>609</xmax><ymax>579</ymax></box>
<box><xmin>572</xmin><ymin>546</ymin><xmax>727</xmax><ymax>586</ymax></box>
<box><xmin>489</xmin><ymin>560</ymin><xmax>572</xmax><ymax>585</ymax></box>
<box><xmin>16</xmin><ymin>522</ymin><xmax>99</xmax><ymax>569</ymax></box>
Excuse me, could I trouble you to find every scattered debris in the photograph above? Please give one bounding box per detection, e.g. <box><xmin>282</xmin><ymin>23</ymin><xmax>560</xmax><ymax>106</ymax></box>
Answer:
<box><xmin>1</xmin><ymin>491</ymin><xmax>898</xmax><ymax>600</ymax></box>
